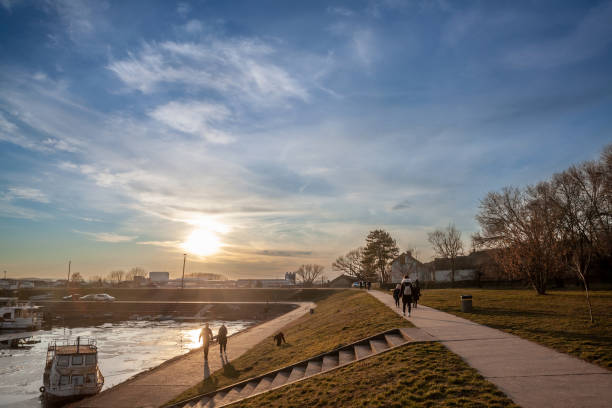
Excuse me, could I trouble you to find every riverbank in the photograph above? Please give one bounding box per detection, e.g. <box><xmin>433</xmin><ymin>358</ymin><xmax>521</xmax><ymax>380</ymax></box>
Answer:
<box><xmin>17</xmin><ymin>288</ymin><xmax>342</xmax><ymax>303</ymax></box>
<box><xmin>169</xmin><ymin>290</ymin><xmax>517</xmax><ymax>407</ymax></box>
<box><xmin>67</xmin><ymin>302</ymin><xmax>315</xmax><ymax>408</ymax></box>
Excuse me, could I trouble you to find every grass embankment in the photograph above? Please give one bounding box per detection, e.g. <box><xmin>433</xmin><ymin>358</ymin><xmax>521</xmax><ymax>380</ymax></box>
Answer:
<box><xmin>420</xmin><ymin>289</ymin><xmax>612</xmax><ymax>369</ymax></box>
<box><xmin>168</xmin><ymin>290</ymin><xmax>516</xmax><ymax>407</ymax></box>
<box><xmin>168</xmin><ymin>290</ymin><xmax>409</xmax><ymax>404</ymax></box>
<box><xmin>229</xmin><ymin>342</ymin><xmax>517</xmax><ymax>408</ymax></box>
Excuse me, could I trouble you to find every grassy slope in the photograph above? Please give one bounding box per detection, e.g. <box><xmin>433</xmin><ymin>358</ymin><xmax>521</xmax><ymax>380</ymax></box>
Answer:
<box><xmin>167</xmin><ymin>290</ymin><xmax>409</xmax><ymax>404</ymax></box>
<box><xmin>419</xmin><ymin>289</ymin><xmax>612</xmax><ymax>369</ymax></box>
<box><xmin>228</xmin><ymin>342</ymin><xmax>517</xmax><ymax>408</ymax></box>
<box><xmin>168</xmin><ymin>290</ymin><xmax>517</xmax><ymax>407</ymax></box>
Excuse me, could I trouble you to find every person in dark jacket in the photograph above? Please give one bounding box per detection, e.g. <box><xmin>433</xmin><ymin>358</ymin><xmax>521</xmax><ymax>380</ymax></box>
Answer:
<box><xmin>400</xmin><ymin>276</ymin><xmax>413</xmax><ymax>316</ymax></box>
<box><xmin>392</xmin><ymin>284</ymin><xmax>401</xmax><ymax>308</ymax></box>
<box><xmin>273</xmin><ymin>332</ymin><xmax>286</xmax><ymax>346</ymax></box>
<box><xmin>217</xmin><ymin>324</ymin><xmax>228</xmax><ymax>355</ymax></box>
<box><xmin>412</xmin><ymin>280</ymin><xmax>421</xmax><ymax>309</ymax></box>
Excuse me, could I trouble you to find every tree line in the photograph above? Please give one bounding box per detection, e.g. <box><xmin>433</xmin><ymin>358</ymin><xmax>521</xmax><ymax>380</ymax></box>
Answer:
<box><xmin>473</xmin><ymin>145</ymin><xmax>611</xmax><ymax>322</ymax></box>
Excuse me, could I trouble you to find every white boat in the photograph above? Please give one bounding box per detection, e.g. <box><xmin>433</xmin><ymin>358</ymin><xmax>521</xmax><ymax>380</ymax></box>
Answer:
<box><xmin>0</xmin><ymin>297</ymin><xmax>43</xmax><ymax>330</ymax></box>
<box><xmin>42</xmin><ymin>337</ymin><xmax>104</xmax><ymax>404</ymax></box>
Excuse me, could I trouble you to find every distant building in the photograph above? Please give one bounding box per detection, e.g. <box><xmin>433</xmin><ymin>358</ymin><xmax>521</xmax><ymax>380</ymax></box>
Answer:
<box><xmin>390</xmin><ymin>252</ymin><xmax>431</xmax><ymax>283</ymax></box>
<box><xmin>329</xmin><ymin>274</ymin><xmax>358</xmax><ymax>288</ymax></box>
<box><xmin>149</xmin><ymin>271</ymin><xmax>170</xmax><ymax>283</ymax></box>
<box><xmin>235</xmin><ymin>279</ymin><xmax>294</xmax><ymax>288</ymax></box>
<box><xmin>424</xmin><ymin>250</ymin><xmax>502</xmax><ymax>282</ymax></box>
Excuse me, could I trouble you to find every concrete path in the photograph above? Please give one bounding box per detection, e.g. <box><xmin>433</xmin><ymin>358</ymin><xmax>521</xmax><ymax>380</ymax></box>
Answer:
<box><xmin>369</xmin><ymin>290</ymin><xmax>612</xmax><ymax>408</ymax></box>
<box><xmin>69</xmin><ymin>302</ymin><xmax>315</xmax><ymax>408</ymax></box>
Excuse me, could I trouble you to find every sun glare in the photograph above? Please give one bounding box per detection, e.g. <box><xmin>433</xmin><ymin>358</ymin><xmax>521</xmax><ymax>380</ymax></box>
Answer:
<box><xmin>181</xmin><ymin>228</ymin><xmax>222</xmax><ymax>257</ymax></box>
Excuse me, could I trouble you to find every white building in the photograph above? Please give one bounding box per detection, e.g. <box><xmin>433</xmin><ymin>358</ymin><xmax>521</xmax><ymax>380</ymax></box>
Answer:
<box><xmin>149</xmin><ymin>271</ymin><xmax>170</xmax><ymax>283</ymax></box>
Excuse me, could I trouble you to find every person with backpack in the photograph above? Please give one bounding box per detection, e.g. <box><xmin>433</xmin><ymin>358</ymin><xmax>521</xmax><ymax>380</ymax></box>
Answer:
<box><xmin>400</xmin><ymin>275</ymin><xmax>413</xmax><ymax>316</ymax></box>
<box><xmin>392</xmin><ymin>284</ymin><xmax>401</xmax><ymax>308</ymax></box>
<box><xmin>412</xmin><ymin>279</ymin><xmax>421</xmax><ymax>309</ymax></box>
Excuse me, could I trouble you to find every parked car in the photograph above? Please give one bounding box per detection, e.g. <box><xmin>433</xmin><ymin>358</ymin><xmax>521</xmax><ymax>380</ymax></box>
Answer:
<box><xmin>352</xmin><ymin>282</ymin><xmax>360</xmax><ymax>288</ymax></box>
<box><xmin>62</xmin><ymin>294</ymin><xmax>81</xmax><ymax>301</ymax></box>
<box><xmin>29</xmin><ymin>293</ymin><xmax>54</xmax><ymax>300</ymax></box>
<box><xmin>80</xmin><ymin>293</ymin><xmax>115</xmax><ymax>302</ymax></box>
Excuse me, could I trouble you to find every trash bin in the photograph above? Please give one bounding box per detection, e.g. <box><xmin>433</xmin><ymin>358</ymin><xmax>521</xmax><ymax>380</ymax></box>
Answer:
<box><xmin>461</xmin><ymin>295</ymin><xmax>473</xmax><ymax>313</ymax></box>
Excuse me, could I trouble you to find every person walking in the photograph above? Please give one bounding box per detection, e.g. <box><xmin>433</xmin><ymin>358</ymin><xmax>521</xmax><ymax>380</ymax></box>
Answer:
<box><xmin>400</xmin><ymin>275</ymin><xmax>413</xmax><ymax>317</ymax></box>
<box><xmin>412</xmin><ymin>279</ymin><xmax>421</xmax><ymax>309</ymax></box>
<box><xmin>392</xmin><ymin>284</ymin><xmax>401</xmax><ymax>308</ymax></box>
<box><xmin>217</xmin><ymin>324</ymin><xmax>228</xmax><ymax>356</ymax></box>
<box><xmin>199</xmin><ymin>322</ymin><xmax>213</xmax><ymax>361</ymax></box>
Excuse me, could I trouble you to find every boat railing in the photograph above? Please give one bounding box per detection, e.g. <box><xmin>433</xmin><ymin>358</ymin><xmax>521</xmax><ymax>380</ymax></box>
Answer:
<box><xmin>46</xmin><ymin>337</ymin><xmax>97</xmax><ymax>365</ymax></box>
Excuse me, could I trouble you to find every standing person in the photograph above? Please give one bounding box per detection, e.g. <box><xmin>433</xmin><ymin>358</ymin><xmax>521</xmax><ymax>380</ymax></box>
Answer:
<box><xmin>367</xmin><ymin>281</ymin><xmax>371</xmax><ymax>290</ymax></box>
<box><xmin>199</xmin><ymin>322</ymin><xmax>213</xmax><ymax>361</ymax></box>
<box><xmin>400</xmin><ymin>276</ymin><xmax>413</xmax><ymax>317</ymax></box>
<box><xmin>412</xmin><ymin>279</ymin><xmax>421</xmax><ymax>309</ymax></box>
<box><xmin>217</xmin><ymin>324</ymin><xmax>228</xmax><ymax>356</ymax></box>
<box><xmin>392</xmin><ymin>284</ymin><xmax>401</xmax><ymax>308</ymax></box>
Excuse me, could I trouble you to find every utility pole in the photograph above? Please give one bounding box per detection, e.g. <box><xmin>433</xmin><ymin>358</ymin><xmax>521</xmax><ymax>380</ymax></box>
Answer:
<box><xmin>3</xmin><ymin>270</ymin><xmax>6</xmax><ymax>279</ymax></box>
<box><xmin>67</xmin><ymin>260</ymin><xmax>71</xmax><ymax>287</ymax></box>
<box><xmin>181</xmin><ymin>253</ymin><xmax>186</xmax><ymax>289</ymax></box>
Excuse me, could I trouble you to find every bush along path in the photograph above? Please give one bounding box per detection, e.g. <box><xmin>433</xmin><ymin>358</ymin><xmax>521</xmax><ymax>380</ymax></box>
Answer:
<box><xmin>369</xmin><ymin>290</ymin><xmax>612</xmax><ymax>408</ymax></box>
<box><xmin>167</xmin><ymin>327</ymin><xmax>434</xmax><ymax>408</ymax></box>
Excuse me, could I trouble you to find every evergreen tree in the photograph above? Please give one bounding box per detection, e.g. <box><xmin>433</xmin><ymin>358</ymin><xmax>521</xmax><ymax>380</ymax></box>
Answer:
<box><xmin>361</xmin><ymin>229</ymin><xmax>399</xmax><ymax>283</ymax></box>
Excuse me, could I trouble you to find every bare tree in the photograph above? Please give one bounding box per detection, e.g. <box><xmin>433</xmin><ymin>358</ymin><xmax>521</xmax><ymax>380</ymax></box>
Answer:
<box><xmin>108</xmin><ymin>270</ymin><xmax>125</xmax><ymax>285</ymax></box>
<box><xmin>125</xmin><ymin>267</ymin><xmax>146</xmax><ymax>281</ymax></box>
<box><xmin>70</xmin><ymin>272</ymin><xmax>83</xmax><ymax>286</ymax></box>
<box><xmin>295</xmin><ymin>264</ymin><xmax>325</xmax><ymax>287</ymax></box>
<box><xmin>332</xmin><ymin>247</ymin><xmax>368</xmax><ymax>280</ymax></box>
<box><xmin>551</xmin><ymin>156</ymin><xmax>611</xmax><ymax>322</ymax></box>
<box><xmin>474</xmin><ymin>185</ymin><xmax>563</xmax><ymax>294</ymax></box>
<box><xmin>361</xmin><ymin>229</ymin><xmax>399</xmax><ymax>283</ymax></box>
<box><xmin>428</xmin><ymin>223</ymin><xmax>464</xmax><ymax>284</ymax></box>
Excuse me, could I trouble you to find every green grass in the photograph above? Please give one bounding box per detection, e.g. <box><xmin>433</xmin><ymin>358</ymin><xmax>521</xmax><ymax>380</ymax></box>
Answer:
<box><xmin>419</xmin><ymin>289</ymin><xmax>612</xmax><ymax>369</ymax></box>
<box><xmin>228</xmin><ymin>342</ymin><xmax>518</xmax><ymax>408</ymax></box>
<box><xmin>166</xmin><ymin>290</ymin><xmax>410</xmax><ymax>405</ymax></box>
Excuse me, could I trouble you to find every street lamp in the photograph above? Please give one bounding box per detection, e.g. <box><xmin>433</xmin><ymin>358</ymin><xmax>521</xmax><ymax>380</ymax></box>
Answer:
<box><xmin>181</xmin><ymin>253</ymin><xmax>186</xmax><ymax>289</ymax></box>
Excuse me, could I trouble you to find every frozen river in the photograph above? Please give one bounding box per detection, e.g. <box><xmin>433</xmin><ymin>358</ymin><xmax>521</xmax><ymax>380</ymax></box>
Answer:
<box><xmin>0</xmin><ymin>319</ymin><xmax>253</xmax><ymax>407</ymax></box>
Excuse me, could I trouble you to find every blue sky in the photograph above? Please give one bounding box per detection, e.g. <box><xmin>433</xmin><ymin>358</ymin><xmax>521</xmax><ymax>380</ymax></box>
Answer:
<box><xmin>1</xmin><ymin>0</ymin><xmax>611</xmax><ymax>279</ymax></box>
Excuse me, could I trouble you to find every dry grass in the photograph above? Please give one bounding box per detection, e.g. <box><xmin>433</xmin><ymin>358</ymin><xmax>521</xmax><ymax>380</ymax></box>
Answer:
<box><xmin>167</xmin><ymin>290</ymin><xmax>409</xmax><ymax>404</ymax></box>
<box><xmin>228</xmin><ymin>342</ymin><xmax>518</xmax><ymax>408</ymax></box>
<box><xmin>420</xmin><ymin>288</ymin><xmax>612</xmax><ymax>368</ymax></box>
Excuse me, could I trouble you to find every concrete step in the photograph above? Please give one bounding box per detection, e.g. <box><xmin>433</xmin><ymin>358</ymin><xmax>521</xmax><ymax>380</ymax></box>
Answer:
<box><xmin>200</xmin><ymin>390</ymin><xmax>226</xmax><ymax>408</ymax></box>
<box><xmin>221</xmin><ymin>385</ymin><xmax>244</xmax><ymax>405</ymax></box>
<box><xmin>304</xmin><ymin>359</ymin><xmax>322</xmax><ymax>377</ymax></box>
<box><xmin>238</xmin><ymin>380</ymin><xmax>259</xmax><ymax>398</ymax></box>
<box><xmin>369</xmin><ymin>338</ymin><xmax>390</xmax><ymax>353</ymax></box>
<box><xmin>384</xmin><ymin>333</ymin><xmax>407</xmax><ymax>347</ymax></box>
<box><xmin>251</xmin><ymin>375</ymin><xmax>274</xmax><ymax>395</ymax></box>
<box><xmin>321</xmin><ymin>353</ymin><xmax>339</xmax><ymax>371</ymax></box>
<box><xmin>287</xmin><ymin>365</ymin><xmax>306</xmax><ymax>382</ymax></box>
<box><xmin>193</xmin><ymin>397</ymin><xmax>211</xmax><ymax>408</ymax></box>
<box><xmin>354</xmin><ymin>343</ymin><xmax>373</xmax><ymax>359</ymax></box>
<box><xmin>338</xmin><ymin>348</ymin><xmax>355</xmax><ymax>365</ymax></box>
<box><xmin>270</xmin><ymin>370</ymin><xmax>291</xmax><ymax>388</ymax></box>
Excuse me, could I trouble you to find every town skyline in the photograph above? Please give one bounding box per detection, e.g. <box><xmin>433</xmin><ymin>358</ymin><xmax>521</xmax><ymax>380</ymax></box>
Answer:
<box><xmin>1</xmin><ymin>0</ymin><xmax>612</xmax><ymax>279</ymax></box>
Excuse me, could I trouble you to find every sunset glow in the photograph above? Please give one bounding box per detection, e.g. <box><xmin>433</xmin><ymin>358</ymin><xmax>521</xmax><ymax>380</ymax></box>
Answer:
<box><xmin>181</xmin><ymin>228</ymin><xmax>222</xmax><ymax>257</ymax></box>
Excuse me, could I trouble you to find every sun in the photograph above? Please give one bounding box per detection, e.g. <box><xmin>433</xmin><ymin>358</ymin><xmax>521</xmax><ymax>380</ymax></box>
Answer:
<box><xmin>181</xmin><ymin>228</ymin><xmax>221</xmax><ymax>257</ymax></box>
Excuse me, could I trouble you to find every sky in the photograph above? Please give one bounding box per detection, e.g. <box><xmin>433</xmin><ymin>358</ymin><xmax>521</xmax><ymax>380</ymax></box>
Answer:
<box><xmin>1</xmin><ymin>0</ymin><xmax>611</xmax><ymax>280</ymax></box>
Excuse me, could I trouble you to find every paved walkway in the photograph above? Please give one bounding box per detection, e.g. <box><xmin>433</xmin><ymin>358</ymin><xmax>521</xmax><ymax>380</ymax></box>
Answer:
<box><xmin>69</xmin><ymin>302</ymin><xmax>315</xmax><ymax>408</ymax></box>
<box><xmin>369</xmin><ymin>290</ymin><xmax>612</xmax><ymax>408</ymax></box>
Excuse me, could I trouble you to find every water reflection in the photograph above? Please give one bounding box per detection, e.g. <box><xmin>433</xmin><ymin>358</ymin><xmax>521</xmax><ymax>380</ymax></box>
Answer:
<box><xmin>0</xmin><ymin>320</ymin><xmax>252</xmax><ymax>408</ymax></box>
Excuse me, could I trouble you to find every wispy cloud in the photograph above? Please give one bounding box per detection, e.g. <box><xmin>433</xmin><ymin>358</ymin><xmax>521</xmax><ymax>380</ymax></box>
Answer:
<box><xmin>149</xmin><ymin>100</ymin><xmax>233</xmax><ymax>144</ymax></box>
<box><xmin>107</xmin><ymin>39</ymin><xmax>309</xmax><ymax>105</ymax></box>
<box><xmin>4</xmin><ymin>187</ymin><xmax>49</xmax><ymax>203</ymax></box>
<box><xmin>74</xmin><ymin>230</ymin><xmax>137</xmax><ymax>243</ymax></box>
